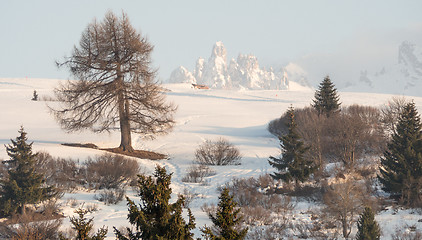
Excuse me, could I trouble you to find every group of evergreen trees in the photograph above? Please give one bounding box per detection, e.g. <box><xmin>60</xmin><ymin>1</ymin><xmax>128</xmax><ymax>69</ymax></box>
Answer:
<box><xmin>268</xmin><ymin>74</ymin><xmax>422</xmax><ymax>239</ymax></box>
<box><xmin>269</xmin><ymin>76</ymin><xmax>340</xmax><ymax>185</ymax></box>
<box><xmin>0</xmin><ymin>128</ymin><xmax>247</xmax><ymax>239</ymax></box>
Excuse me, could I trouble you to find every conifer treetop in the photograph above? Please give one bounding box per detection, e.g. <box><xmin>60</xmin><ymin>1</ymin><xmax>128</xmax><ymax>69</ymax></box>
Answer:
<box><xmin>356</xmin><ymin>207</ymin><xmax>380</xmax><ymax>240</ymax></box>
<box><xmin>201</xmin><ymin>187</ymin><xmax>248</xmax><ymax>240</ymax></box>
<box><xmin>114</xmin><ymin>165</ymin><xmax>195</xmax><ymax>240</ymax></box>
<box><xmin>312</xmin><ymin>76</ymin><xmax>341</xmax><ymax>117</ymax></box>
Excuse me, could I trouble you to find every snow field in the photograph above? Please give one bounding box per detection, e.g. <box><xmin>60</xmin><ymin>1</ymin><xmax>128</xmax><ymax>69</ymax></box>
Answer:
<box><xmin>1</xmin><ymin>78</ymin><xmax>422</xmax><ymax>239</ymax></box>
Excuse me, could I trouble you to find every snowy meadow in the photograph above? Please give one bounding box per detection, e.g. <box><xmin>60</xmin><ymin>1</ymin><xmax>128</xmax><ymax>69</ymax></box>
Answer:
<box><xmin>1</xmin><ymin>78</ymin><xmax>422</xmax><ymax>239</ymax></box>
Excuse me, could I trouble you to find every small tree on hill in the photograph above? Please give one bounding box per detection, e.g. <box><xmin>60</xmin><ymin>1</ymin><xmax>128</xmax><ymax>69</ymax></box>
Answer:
<box><xmin>201</xmin><ymin>187</ymin><xmax>248</xmax><ymax>240</ymax></box>
<box><xmin>0</xmin><ymin>127</ymin><xmax>57</xmax><ymax>216</ymax></box>
<box><xmin>65</xmin><ymin>208</ymin><xmax>107</xmax><ymax>240</ymax></box>
<box><xmin>312</xmin><ymin>76</ymin><xmax>341</xmax><ymax>117</ymax></box>
<box><xmin>268</xmin><ymin>106</ymin><xmax>317</xmax><ymax>185</ymax></box>
<box><xmin>356</xmin><ymin>207</ymin><xmax>380</xmax><ymax>240</ymax></box>
<box><xmin>378</xmin><ymin>102</ymin><xmax>422</xmax><ymax>206</ymax></box>
<box><xmin>32</xmin><ymin>90</ymin><xmax>38</xmax><ymax>101</ymax></box>
<box><xmin>114</xmin><ymin>165</ymin><xmax>195</xmax><ymax>240</ymax></box>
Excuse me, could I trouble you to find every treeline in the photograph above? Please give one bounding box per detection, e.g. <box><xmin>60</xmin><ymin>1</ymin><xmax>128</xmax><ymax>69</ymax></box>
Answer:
<box><xmin>266</xmin><ymin>76</ymin><xmax>422</xmax><ymax>238</ymax></box>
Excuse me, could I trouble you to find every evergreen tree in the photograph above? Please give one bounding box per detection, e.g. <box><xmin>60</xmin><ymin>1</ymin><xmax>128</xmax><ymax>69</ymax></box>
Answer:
<box><xmin>114</xmin><ymin>165</ymin><xmax>195</xmax><ymax>240</ymax></box>
<box><xmin>268</xmin><ymin>106</ymin><xmax>317</xmax><ymax>185</ymax></box>
<box><xmin>312</xmin><ymin>76</ymin><xmax>341</xmax><ymax>117</ymax></box>
<box><xmin>356</xmin><ymin>207</ymin><xmax>380</xmax><ymax>240</ymax></box>
<box><xmin>60</xmin><ymin>208</ymin><xmax>107</xmax><ymax>240</ymax></box>
<box><xmin>201</xmin><ymin>187</ymin><xmax>248</xmax><ymax>240</ymax></box>
<box><xmin>0</xmin><ymin>127</ymin><xmax>56</xmax><ymax>216</ymax></box>
<box><xmin>378</xmin><ymin>102</ymin><xmax>422</xmax><ymax>206</ymax></box>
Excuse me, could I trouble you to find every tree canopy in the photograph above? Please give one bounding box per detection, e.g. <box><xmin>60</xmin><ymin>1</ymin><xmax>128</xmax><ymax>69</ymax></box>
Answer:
<box><xmin>312</xmin><ymin>76</ymin><xmax>341</xmax><ymax>117</ymax></box>
<box><xmin>356</xmin><ymin>207</ymin><xmax>380</xmax><ymax>240</ymax></box>
<box><xmin>54</xmin><ymin>11</ymin><xmax>176</xmax><ymax>152</ymax></box>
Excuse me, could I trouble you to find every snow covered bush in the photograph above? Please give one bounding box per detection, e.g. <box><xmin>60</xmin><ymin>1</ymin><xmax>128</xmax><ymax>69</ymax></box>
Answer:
<box><xmin>195</xmin><ymin>138</ymin><xmax>241</xmax><ymax>165</ymax></box>
<box><xmin>94</xmin><ymin>189</ymin><xmax>125</xmax><ymax>205</ymax></box>
<box><xmin>182</xmin><ymin>164</ymin><xmax>216</xmax><ymax>183</ymax></box>
<box><xmin>223</xmin><ymin>176</ymin><xmax>294</xmax><ymax>232</ymax></box>
<box><xmin>391</xmin><ymin>225</ymin><xmax>422</xmax><ymax>240</ymax></box>
<box><xmin>0</xmin><ymin>211</ymin><xmax>62</xmax><ymax>239</ymax></box>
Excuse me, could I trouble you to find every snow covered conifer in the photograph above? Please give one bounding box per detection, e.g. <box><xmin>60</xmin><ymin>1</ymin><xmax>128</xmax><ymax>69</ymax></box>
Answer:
<box><xmin>268</xmin><ymin>106</ymin><xmax>317</xmax><ymax>185</ymax></box>
<box><xmin>312</xmin><ymin>76</ymin><xmax>341</xmax><ymax>117</ymax></box>
<box><xmin>201</xmin><ymin>187</ymin><xmax>248</xmax><ymax>240</ymax></box>
<box><xmin>356</xmin><ymin>207</ymin><xmax>380</xmax><ymax>240</ymax></box>
<box><xmin>114</xmin><ymin>165</ymin><xmax>195</xmax><ymax>240</ymax></box>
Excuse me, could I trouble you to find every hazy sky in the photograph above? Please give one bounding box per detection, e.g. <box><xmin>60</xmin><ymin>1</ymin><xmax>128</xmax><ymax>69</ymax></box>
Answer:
<box><xmin>2</xmin><ymin>0</ymin><xmax>422</xmax><ymax>86</ymax></box>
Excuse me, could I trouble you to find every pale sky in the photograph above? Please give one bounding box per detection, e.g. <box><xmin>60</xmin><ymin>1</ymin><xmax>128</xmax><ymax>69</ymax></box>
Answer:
<box><xmin>2</xmin><ymin>0</ymin><xmax>422</xmax><ymax>86</ymax></box>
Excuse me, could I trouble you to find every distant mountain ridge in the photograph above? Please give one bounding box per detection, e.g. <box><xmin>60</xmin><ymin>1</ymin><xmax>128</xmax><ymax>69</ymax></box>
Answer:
<box><xmin>167</xmin><ymin>41</ymin><xmax>289</xmax><ymax>90</ymax></box>
<box><xmin>347</xmin><ymin>41</ymin><xmax>422</xmax><ymax>97</ymax></box>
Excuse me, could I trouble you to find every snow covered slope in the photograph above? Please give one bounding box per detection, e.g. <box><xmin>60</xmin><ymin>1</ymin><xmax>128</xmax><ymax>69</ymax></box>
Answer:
<box><xmin>345</xmin><ymin>41</ymin><xmax>422</xmax><ymax>97</ymax></box>
<box><xmin>1</xmin><ymin>78</ymin><xmax>422</xmax><ymax>239</ymax></box>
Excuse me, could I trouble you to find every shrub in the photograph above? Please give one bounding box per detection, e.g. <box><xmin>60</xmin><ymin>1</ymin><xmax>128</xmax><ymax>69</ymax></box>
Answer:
<box><xmin>181</xmin><ymin>188</ymin><xmax>199</xmax><ymax>208</ymax></box>
<box><xmin>182</xmin><ymin>164</ymin><xmax>216</xmax><ymax>183</ymax></box>
<box><xmin>0</xmin><ymin>212</ymin><xmax>62</xmax><ymax>240</ymax></box>
<box><xmin>223</xmin><ymin>176</ymin><xmax>295</xmax><ymax>228</ymax></box>
<box><xmin>36</xmin><ymin>151</ymin><xmax>81</xmax><ymax>192</ymax></box>
<box><xmin>195</xmin><ymin>138</ymin><xmax>241</xmax><ymax>165</ymax></box>
<box><xmin>391</xmin><ymin>225</ymin><xmax>422</xmax><ymax>240</ymax></box>
<box><xmin>94</xmin><ymin>189</ymin><xmax>125</xmax><ymax>205</ymax></box>
<box><xmin>84</xmin><ymin>153</ymin><xmax>140</xmax><ymax>189</ymax></box>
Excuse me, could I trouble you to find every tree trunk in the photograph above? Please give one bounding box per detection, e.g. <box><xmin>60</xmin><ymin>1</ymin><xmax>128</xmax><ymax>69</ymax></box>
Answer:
<box><xmin>116</xmin><ymin>74</ymin><xmax>134</xmax><ymax>152</ymax></box>
<box><xmin>119</xmin><ymin>111</ymin><xmax>133</xmax><ymax>152</ymax></box>
<box><xmin>20</xmin><ymin>204</ymin><xmax>25</xmax><ymax>215</ymax></box>
<box><xmin>342</xmin><ymin>218</ymin><xmax>350</xmax><ymax>238</ymax></box>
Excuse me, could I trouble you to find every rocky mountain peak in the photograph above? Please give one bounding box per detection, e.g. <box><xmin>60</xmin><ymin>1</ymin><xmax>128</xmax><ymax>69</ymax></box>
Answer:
<box><xmin>168</xmin><ymin>42</ymin><xmax>288</xmax><ymax>90</ymax></box>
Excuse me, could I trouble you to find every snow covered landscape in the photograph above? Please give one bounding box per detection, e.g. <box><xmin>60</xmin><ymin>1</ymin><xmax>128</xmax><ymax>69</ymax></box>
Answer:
<box><xmin>1</xmin><ymin>77</ymin><xmax>422</xmax><ymax>239</ymax></box>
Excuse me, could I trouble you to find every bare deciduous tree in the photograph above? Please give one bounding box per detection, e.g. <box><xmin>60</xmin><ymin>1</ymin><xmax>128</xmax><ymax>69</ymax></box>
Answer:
<box><xmin>381</xmin><ymin>96</ymin><xmax>409</xmax><ymax>137</ymax></box>
<box><xmin>53</xmin><ymin>11</ymin><xmax>176</xmax><ymax>152</ymax></box>
<box><xmin>323</xmin><ymin>179</ymin><xmax>365</xmax><ymax>239</ymax></box>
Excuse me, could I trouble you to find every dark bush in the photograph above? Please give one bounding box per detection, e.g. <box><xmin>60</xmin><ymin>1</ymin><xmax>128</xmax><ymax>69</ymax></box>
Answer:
<box><xmin>195</xmin><ymin>138</ymin><xmax>242</xmax><ymax>165</ymax></box>
<box><xmin>84</xmin><ymin>153</ymin><xmax>140</xmax><ymax>189</ymax></box>
<box><xmin>36</xmin><ymin>151</ymin><xmax>81</xmax><ymax>192</ymax></box>
<box><xmin>0</xmin><ymin>212</ymin><xmax>62</xmax><ymax>240</ymax></box>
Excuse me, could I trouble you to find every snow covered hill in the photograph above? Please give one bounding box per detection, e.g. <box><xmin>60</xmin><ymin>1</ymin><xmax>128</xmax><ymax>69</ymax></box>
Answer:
<box><xmin>168</xmin><ymin>42</ymin><xmax>289</xmax><ymax>90</ymax></box>
<box><xmin>1</xmin><ymin>78</ymin><xmax>422</xmax><ymax>239</ymax></box>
